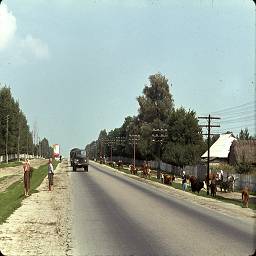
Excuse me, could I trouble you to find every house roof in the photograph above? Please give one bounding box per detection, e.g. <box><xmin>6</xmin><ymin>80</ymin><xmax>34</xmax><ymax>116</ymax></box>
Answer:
<box><xmin>201</xmin><ymin>133</ymin><xmax>237</xmax><ymax>159</ymax></box>
<box><xmin>229</xmin><ymin>139</ymin><xmax>256</xmax><ymax>165</ymax></box>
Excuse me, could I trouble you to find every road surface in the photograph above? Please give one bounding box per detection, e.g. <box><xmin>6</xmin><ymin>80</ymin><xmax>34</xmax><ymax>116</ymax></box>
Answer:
<box><xmin>71</xmin><ymin>162</ymin><xmax>255</xmax><ymax>256</ymax></box>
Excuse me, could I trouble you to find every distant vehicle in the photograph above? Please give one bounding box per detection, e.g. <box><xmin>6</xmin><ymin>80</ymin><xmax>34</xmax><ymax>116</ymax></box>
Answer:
<box><xmin>70</xmin><ymin>148</ymin><xmax>89</xmax><ymax>171</ymax></box>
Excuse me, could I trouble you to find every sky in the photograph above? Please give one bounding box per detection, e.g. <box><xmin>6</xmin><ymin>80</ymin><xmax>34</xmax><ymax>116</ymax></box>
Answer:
<box><xmin>0</xmin><ymin>0</ymin><xmax>255</xmax><ymax>157</ymax></box>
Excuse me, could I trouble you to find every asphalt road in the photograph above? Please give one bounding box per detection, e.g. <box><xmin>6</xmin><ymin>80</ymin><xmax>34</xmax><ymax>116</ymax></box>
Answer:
<box><xmin>71</xmin><ymin>162</ymin><xmax>255</xmax><ymax>256</ymax></box>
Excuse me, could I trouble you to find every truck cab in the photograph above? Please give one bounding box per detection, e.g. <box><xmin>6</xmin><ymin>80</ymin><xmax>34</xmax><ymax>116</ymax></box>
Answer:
<box><xmin>70</xmin><ymin>148</ymin><xmax>89</xmax><ymax>172</ymax></box>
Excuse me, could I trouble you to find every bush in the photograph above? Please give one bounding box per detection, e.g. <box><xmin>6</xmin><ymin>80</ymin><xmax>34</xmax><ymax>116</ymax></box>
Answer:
<box><xmin>210</xmin><ymin>163</ymin><xmax>236</xmax><ymax>173</ymax></box>
<box><xmin>235</xmin><ymin>162</ymin><xmax>252</xmax><ymax>174</ymax></box>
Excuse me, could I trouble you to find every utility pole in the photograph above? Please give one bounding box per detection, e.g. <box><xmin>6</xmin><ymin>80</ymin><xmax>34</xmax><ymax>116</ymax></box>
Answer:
<box><xmin>93</xmin><ymin>141</ymin><xmax>97</xmax><ymax>160</ymax></box>
<box><xmin>39</xmin><ymin>137</ymin><xmax>41</xmax><ymax>158</ymax></box>
<box><xmin>100</xmin><ymin>138</ymin><xmax>103</xmax><ymax>161</ymax></box>
<box><xmin>5</xmin><ymin>115</ymin><xmax>9</xmax><ymax>163</ymax></box>
<box><xmin>198</xmin><ymin>115</ymin><xmax>220</xmax><ymax>195</ymax></box>
<box><xmin>129</xmin><ymin>134</ymin><xmax>140</xmax><ymax>169</ymax></box>
<box><xmin>17</xmin><ymin>121</ymin><xmax>21</xmax><ymax>161</ymax></box>
<box><xmin>106</xmin><ymin>139</ymin><xmax>115</xmax><ymax>163</ymax></box>
<box><xmin>152</xmin><ymin>128</ymin><xmax>167</xmax><ymax>179</ymax></box>
<box><xmin>114</xmin><ymin>136</ymin><xmax>126</xmax><ymax>163</ymax></box>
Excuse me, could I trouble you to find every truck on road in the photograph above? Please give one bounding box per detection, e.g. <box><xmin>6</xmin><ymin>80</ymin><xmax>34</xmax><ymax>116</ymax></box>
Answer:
<box><xmin>70</xmin><ymin>148</ymin><xmax>89</xmax><ymax>171</ymax></box>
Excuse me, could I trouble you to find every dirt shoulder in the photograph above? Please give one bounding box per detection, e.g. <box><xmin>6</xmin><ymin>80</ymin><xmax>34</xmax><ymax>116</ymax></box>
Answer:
<box><xmin>93</xmin><ymin>162</ymin><xmax>256</xmax><ymax>224</ymax></box>
<box><xmin>0</xmin><ymin>160</ymin><xmax>72</xmax><ymax>256</ymax></box>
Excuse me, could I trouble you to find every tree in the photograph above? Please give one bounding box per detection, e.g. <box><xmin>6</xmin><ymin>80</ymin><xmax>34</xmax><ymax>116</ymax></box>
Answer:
<box><xmin>86</xmin><ymin>73</ymin><xmax>205</xmax><ymax>167</ymax></box>
<box><xmin>0</xmin><ymin>85</ymin><xmax>50</xmax><ymax>159</ymax></box>
<box><xmin>97</xmin><ymin>129</ymin><xmax>107</xmax><ymax>158</ymax></box>
<box><xmin>162</xmin><ymin>107</ymin><xmax>204</xmax><ymax>167</ymax></box>
<box><xmin>40</xmin><ymin>138</ymin><xmax>51</xmax><ymax>158</ymax></box>
<box><xmin>137</xmin><ymin>73</ymin><xmax>174</xmax><ymax>159</ymax></box>
<box><xmin>137</xmin><ymin>73</ymin><xmax>174</xmax><ymax>126</ymax></box>
<box><xmin>238</xmin><ymin>128</ymin><xmax>253</xmax><ymax>140</ymax></box>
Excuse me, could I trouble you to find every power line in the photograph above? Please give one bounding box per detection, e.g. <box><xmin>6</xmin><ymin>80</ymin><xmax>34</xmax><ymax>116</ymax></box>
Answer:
<box><xmin>220</xmin><ymin>115</ymin><xmax>255</xmax><ymax>123</ymax></box>
<box><xmin>217</xmin><ymin>109</ymin><xmax>254</xmax><ymax>117</ymax></box>
<box><xmin>210</xmin><ymin>101</ymin><xmax>254</xmax><ymax>115</ymax></box>
<box><xmin>216</xmin><ymin>125</ymin><xmax>255</xmax><ymax>133</ymax></box>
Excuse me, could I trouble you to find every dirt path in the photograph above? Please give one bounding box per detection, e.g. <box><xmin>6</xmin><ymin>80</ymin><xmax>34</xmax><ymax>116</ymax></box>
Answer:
<box><xmin>0</xmin><ymin>175</ymin><xmax>20</xmax><ymax>193</ymax></box>
<box><xmin>0</xmin><ymin>160</ymin><xmax>72</xmax><ymax>256</ymax></box>
<box><xmin>0</xmin><ymin>159</ymin><xmax>47</xmax><ymax>193</ymax></box>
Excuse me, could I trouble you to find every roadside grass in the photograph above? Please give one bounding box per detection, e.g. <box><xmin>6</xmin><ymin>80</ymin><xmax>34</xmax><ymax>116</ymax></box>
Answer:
<box><xmin>0</xmin><ymin>160</ymin><xmax>58</xmax><ymax>224</ymax></box>
<box><xmin>101</xmin><ymin>163</ymin><xmax>256</xmax><ymax>211</ymax></box>
<box><xmin>0</xmin><ymin>161</ymin><xmax>23</xmax><ymax>169</ymax></box>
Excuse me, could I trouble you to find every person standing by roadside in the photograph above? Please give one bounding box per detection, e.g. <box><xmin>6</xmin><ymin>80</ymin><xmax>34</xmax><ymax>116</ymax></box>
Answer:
<box><xmin>23</xmin><ymin>159</ymin><xmax>31</xmax><ymax>196</ymax></box>
<box><xmin>182</xmin><ymin>171</ymin><xmax>187</xmax><ymax>191</ymax></box>
<box><xmin>48</xmin><ymin>158</ymin><xmax>54</xmax><ymax>191</ymax></box>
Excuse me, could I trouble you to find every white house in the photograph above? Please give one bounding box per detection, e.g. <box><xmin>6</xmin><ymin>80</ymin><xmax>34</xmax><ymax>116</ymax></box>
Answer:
<box><xmin>201</xmin><ymin>133</ymin><xmax>237</xmax><ymax>162</ymax></box>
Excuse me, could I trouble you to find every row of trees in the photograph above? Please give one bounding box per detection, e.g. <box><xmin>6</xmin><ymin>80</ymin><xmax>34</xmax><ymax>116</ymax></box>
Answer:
<box><xmin>0</xmin><ymin>86</ymin><xmax>53</xmax><ymax>160</ymax></box>
<box><xmin>86</xmin><ymin>74</ymin><xmax>254</xmax><ymax>168</ymax></box>
<box><xmin>86</xmin><ymin>73</ymin><xmax>206</xmax><ymax>167</ymax></box>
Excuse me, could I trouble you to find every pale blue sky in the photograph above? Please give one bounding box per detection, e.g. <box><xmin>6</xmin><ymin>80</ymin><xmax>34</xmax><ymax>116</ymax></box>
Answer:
<box><xmin>0</xmin><ymin>0</ymin><xmax>255</xmax><ymax>156</ymax></box>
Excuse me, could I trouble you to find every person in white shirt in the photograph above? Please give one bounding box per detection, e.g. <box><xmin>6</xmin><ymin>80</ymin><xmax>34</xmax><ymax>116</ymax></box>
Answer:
<box><xmin>48</xmin><ymin>158</ymin><xmax>54</xmax><ymax>191</ymax></box>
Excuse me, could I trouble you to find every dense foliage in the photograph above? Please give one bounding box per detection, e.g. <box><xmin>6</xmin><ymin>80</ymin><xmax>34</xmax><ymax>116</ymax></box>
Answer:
<box><xmin>0</xmin><ymin>85</ymin><xmax>52</xmax><ymax>159</ymax></box>
<box><xmin>86</xmin><ymin>73</ymin><xmax>206</xmax><ymax>167</ymax></box>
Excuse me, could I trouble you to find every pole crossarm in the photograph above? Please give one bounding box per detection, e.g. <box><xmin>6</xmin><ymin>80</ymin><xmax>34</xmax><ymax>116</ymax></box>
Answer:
<box><xmin>114</xmin><ymin>136</ymin><xmax>126</xmax><ymax>145</ymax></box>
<box><xmin>198</xmin><ymin>116</ymin><xmax>221</xmax><ymax>120</ymax></box>
<box><xmin>199</xmin><ymin>125</ymin><xmax>220</xmax><ymax>128</ymax></box>
<box><xmin>198</xmin><ymin>114</ymin><xmax>221</xmax><ymax>195</ymax></box>
<box><xmin>202</xmin><ymin>133</ymin><xmax>220</xmax><ymax>136</ymax></box>
<box><xmin>152</xmin><ymin>128</ymin><xmax>168</xmax><ymax>144</ymax></box>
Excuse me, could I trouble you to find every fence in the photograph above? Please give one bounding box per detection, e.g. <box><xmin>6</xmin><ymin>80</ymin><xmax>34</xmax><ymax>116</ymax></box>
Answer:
<box><xmin>110</xmin><ymin>156</ymin><xmax>256</xmax><ymax>192</ymax></box>
<box><xmin>0</xmin><ymin>154</ymin><xmax>35</xmax><ymax>163</ymax></box>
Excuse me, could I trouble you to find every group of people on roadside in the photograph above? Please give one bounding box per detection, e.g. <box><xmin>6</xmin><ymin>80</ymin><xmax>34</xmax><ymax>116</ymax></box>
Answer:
<box><xmin>23</xmin><ymin>158</ymin><xmax>55</xmax><ymax>196</ymax></box>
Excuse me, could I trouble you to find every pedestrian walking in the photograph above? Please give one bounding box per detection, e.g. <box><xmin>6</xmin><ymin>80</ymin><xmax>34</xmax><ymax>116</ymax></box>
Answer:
<box><xmin>220</xmin><ymin>170</ymin><xmax>224</xmax><ymax>181</ymax></box>
<box><xmin>182</xmin><ymin>171</ymin><xmax>187</xmax><ymax>191</ymax></box>
<box><xmin>48</xmin><ymin>158</ymin><xmax>54</xmax><ymax>191</ymax></box>
<box><xmin>23</xmin><ymin>159</ymin><xmax>30</xmax><ymax>196</ymax></box>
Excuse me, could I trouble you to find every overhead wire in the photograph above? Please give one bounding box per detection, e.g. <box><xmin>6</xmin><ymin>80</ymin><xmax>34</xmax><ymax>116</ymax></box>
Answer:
<box><xmin>210</xmin><ymin>101</ymin><xmax>254</xmax><ymax>115</ymax></box>
<box><xmin>199</xmin><ymin>100</ymin><xmax>255</xmax><ymax>135</ymax></box>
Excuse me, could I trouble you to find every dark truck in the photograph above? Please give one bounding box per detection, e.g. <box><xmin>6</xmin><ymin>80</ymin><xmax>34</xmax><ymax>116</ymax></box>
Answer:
<box><xmin>70</xmin><ymin>148</ymin><xmax>89</xmax><ymax>171</ymax></box>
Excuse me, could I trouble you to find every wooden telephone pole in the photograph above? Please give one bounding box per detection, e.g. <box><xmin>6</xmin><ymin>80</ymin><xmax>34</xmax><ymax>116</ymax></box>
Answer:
<box><xmin>152</xmin><ymin>128</ymin><xmax>167</xmax><ymax>179</ymax></box>
<box><xmin>129</xmin><ymin>134</ymin><xmax>140</xmax><ymax>168</ymax></box>
<box><xmin>198</xmin><ymin>115</ymin><xmax>220</xmax><ymax>195</ymax></box>
<box><xmin>5</xmin><ymin>115</ymin><xmax>9</xmax><ymax>163</ymax></box>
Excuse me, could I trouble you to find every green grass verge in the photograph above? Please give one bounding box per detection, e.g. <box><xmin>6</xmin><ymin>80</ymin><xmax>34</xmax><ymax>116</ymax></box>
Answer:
<box><xmin>0</xmin><ymin>161</ymin><xmax>23</xmax><ymax>169</ymax></box>
<box><xmin>0</xmin><ymin>160</ymin><xmax>58</xmax><ymax>224</ymax></box>
<box><xmin>104</xmin><ymin>163</ymin><xmax>256</xmax><ymax>211</ymax></box>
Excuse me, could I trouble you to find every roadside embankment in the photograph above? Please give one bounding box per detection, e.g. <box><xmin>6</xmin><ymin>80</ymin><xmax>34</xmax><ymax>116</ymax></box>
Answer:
<box><xmin>0</xmin><ymin>160</ymin><xmax>72</xmax><ymax>256</ymax></box>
